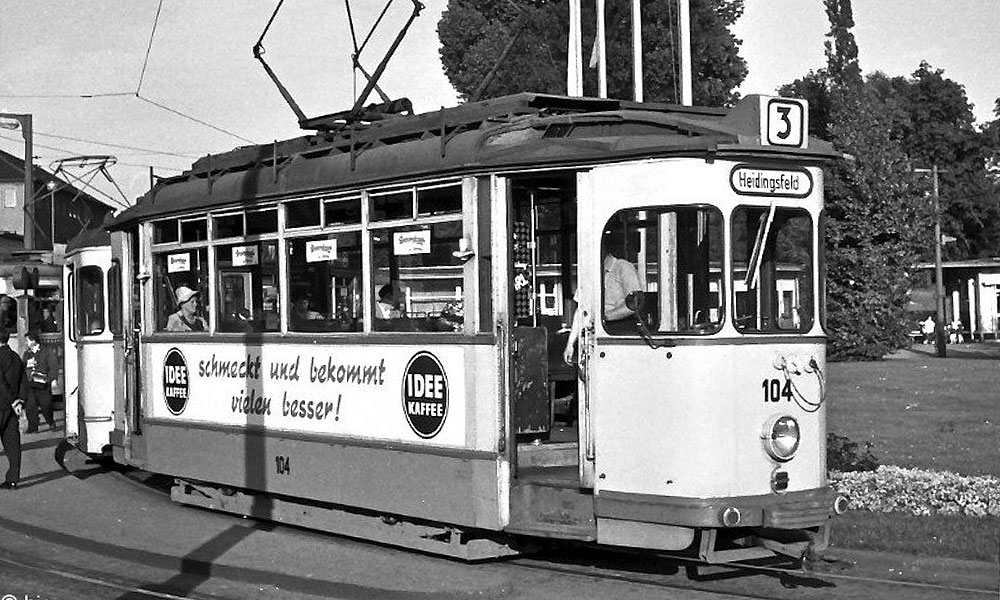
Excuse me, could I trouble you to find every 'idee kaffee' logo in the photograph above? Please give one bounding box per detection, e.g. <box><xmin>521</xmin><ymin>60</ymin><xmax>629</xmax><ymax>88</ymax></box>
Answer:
<box><xmin>163</xmin><ymin>348</ymin><xmax>189</xmax><ymax>415</ymax></box>
<box><xmin>402</xmin><ymin>351</ymin><xmax>448</xmax><ymax>439</ymax></box>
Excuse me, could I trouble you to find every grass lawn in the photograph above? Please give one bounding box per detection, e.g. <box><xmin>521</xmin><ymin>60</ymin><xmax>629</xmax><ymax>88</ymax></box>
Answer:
<box><xmin>826</xmin><ymin>343</ymin><xmax>999</xmax><ymax>477</ymax></box>
<box><xmin>825</xmin><ymin>342</ymin><xmax>1000</xmax><ymax>561</ymax></box>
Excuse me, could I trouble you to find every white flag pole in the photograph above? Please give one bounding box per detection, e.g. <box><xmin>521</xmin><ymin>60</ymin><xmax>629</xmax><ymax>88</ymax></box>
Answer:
<box><xmin>632</xmin><ymin>0</ymin><xmax>643</xmax><ymax>102</ymax></box>
<box><xmin>567</xmin><ymin>0</ymin><xmax>583</xmax><ymax>96</ymax></box>
<box><xmin>596</xmin><ymin>0</ymin><xmax>607</xmax><ymax>98</ymax></box>
<box><xmin>678</xmin><ymin>0</ymin><xmax>692</xmax><ymax>105</ymax></box>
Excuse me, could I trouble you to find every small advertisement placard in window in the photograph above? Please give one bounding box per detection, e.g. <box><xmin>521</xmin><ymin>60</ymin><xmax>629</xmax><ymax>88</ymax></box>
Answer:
<box><xmin>306</xmin><ymin>239</ymin><xmax>337</xmax><ymax>263</ymax></box>
<box><xmin>393</xmin><ymin>230</ymin><xmax>431</xmax><ymax>256</ymax></box>
<box><xmin>167</xmin><ymin>253</ymin><xmax>190</xmax><ymax>273</ymax></box>
<box><xmin>232</xmin><ymin>245</ymin><xmax>259</xmax><ymax>267</ymax></box>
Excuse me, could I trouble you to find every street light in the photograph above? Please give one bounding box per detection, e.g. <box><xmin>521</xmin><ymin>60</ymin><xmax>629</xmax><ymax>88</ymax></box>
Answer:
<box><xmin>915</xmin><ymin>165</ymin><xmax>947</xmax><ymax>358</ymax></box>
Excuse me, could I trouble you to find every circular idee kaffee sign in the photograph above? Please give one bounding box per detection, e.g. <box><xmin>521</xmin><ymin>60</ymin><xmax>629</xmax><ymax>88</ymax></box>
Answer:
<box><xmin>401</xmin><ymin>351</ymin><xmax>448</xmax><ymax>438</ymax></box>
<box><xmin>163</xmin><ymin>348</ymin><xmax>189</xmax><ymax>415</ymax></box>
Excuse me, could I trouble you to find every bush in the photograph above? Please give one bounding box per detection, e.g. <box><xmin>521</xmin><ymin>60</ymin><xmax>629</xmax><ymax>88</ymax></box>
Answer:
<box><xmin>830</xmin><ymin>466</ymin><xmax>1000</xmax><ymax>517</ymax></box>
<box><xmin>827</xmin><ymin>432</ymin><xmax>879</xmax><ymax>472</ymax></box>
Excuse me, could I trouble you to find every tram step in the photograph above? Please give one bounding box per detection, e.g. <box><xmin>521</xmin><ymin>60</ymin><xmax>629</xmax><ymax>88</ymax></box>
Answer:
<box><xmin>506</xmin><ymin>482</ymin><xmax>596</xmax><ymax>541</ymax></box>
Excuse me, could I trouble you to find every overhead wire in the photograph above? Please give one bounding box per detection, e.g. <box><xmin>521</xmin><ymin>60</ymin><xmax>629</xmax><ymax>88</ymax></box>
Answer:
<box><xmin>134</xmin><ymin>95</ymin><xmax>255</xmax><ymax>144</ymax></box>
<box><xmin>136</xmin><ymin>0</ymin><xmax>165</xmax><ymax>95</ymax></box>
<box><xmin>33</xmin><ymin>131</ymin><xmax>200</xmax><ymax>159</ymax></box>
<box><xmin>2</xmin><ymin>2</ymin><xmax>254</xmax><ymax>146</ymax></box>
<box><xmin>0</xmin><ymin>92</ymin><xmax>134</xmax><ymax>99</ymax></box>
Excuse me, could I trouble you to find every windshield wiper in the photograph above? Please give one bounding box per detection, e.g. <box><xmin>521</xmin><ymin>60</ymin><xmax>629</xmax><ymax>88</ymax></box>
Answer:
<box><xmin>744</xmin><ymin>199</ymin><xmax>777</xmax><ymax>290</ymax></box>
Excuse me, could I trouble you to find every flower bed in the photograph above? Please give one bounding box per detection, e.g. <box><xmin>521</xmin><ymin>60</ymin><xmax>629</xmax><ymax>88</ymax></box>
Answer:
<box><xmin>830</xmin><ymin>466</ymin><xmax>1000</xmax><ymax>517</ymax></box>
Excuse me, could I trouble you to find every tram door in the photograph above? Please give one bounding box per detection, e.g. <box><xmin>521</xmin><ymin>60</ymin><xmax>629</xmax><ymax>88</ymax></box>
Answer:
<box><xmin>114</xmin><ymin>228</ymin><xmax>146</xmax><ymax>464</ymax></box>
<box><xmin>505</xmin><ymin>175</ymin><xmax>580</xmax><ymax>456</ymax></box>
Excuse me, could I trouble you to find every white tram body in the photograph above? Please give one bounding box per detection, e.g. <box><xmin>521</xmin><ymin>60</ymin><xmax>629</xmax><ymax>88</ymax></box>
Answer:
<box><xmin>63</xmin><ymin>229</ymin><xmax>117</xmax><ymax>454</ymax></box>
<box><xmin>106</xmin><ymin>94</ymin><xmax>845</xmax><ymax>562</ymax></box>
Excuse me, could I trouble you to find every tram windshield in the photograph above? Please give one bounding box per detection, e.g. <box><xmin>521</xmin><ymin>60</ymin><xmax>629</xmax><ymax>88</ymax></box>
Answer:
<box><xmin>75</xmin><ymin>266</ymin><xmax>105</xmax><ymax>336</ymax></box>
<box><xmin>732</xmin><ymin>206</ymin><xmax>814</xmax><ymax>333</ymax></box>
<box><xmin>602</xmin><ymin>206</ymin><xmax>724</xmax><ymax>335</ymax></box>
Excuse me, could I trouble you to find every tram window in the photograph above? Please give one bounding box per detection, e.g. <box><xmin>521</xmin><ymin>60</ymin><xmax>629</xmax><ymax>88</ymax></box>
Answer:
<box><xmin>180</xmin><ymin>218</ymin><xmax>207</xmax><ymax>243</ymax></box>
<box><xmin>324</xmin><ymin>196</ymin><xmax>362</xmax><ymax>226</ymax></box>
<box><xmin>286</xmin><ymin>232</ymin><xmax>362</xmax><ymax>332</ymax></box>
<box><xmin>602</xmin><ymin>207</ymin><xmax>724</xmax><ymax>335</ymax></box>
<box><xmin>732</xmin><ymin>207</ymin><xmax>814</xmax><ymax>333</ymax></box>
<box><xmin>246</xmin><ymin>208</ymin><xmax>278</xmax><ymax>235</ymax></box>
<box><xmin>417</xmin><ymin>184</ymin><xmax>462</xmax><ymax>216</ymax></box>
<box><xmin>370</xmin><ymin>190</ymin><xmax>412</xmax><ymax>221</ymax></box>
<box><xmin>154</xmin><ymin>248</ymin><xmax>209</xmax><ymax>332</ymax></box>
<box><xmin>153</xmin><ymin>219</ymin><xmax>179</xmax><ymax>244</ymax></box>
<box><xmin>371</xmin><ymin>221</ymin><xmax>464</xmax><ymax>332</ymax></box>
<box><xmin>76</xmin><ymin>266</ymin><xmax>105</xmax><ymax>336</ymax></box>
<box><xmin>213</xmin><ymin>213</ymin><xmax>244</xmax><ymax>239</ymax></box>
<box><xmin>33</xmin><ymin>300</ymin><xmax>60</xmax><ymax>333</ymax></box>
<box><xmin>0</xmin><ymin>295</ymin><xmax>13</xmax><ymax>332</ymax></box>
<box><xmin>215</xmin><ymin>241</ymin><xmax>280</xmax><ymax>333</ymax></box>
<box><xmin>108</xmin><ymin>260</ymin><xmax>122</xmax><ymax>335</ymax></box>
<box><xmin>286</xmin><ymin>198</ymin><xmax>321</xmax><ymax>229</ymax></box>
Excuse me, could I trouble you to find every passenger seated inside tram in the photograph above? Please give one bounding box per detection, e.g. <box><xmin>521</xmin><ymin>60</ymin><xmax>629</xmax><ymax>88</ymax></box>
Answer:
<box><xmin>166</xmin><ymin>286</ymin><xmax>207</xmax><ymax>332</ymax></box>
<box><xmin>375</xmin><ymin>284</ymin><xmax>404</xmax><ymax>319</ymax></box>
<box><xmin>291</xmin><ymin>295</ymin><xmax>324</xmax><ymax>323</ymax></box>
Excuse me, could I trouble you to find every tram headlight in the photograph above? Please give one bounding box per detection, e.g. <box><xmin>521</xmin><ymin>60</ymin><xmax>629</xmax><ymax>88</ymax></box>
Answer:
<box><xmin>761</xmin><ymin>415</ymin><xmax>800</xmax><ymax>461</ymax></box>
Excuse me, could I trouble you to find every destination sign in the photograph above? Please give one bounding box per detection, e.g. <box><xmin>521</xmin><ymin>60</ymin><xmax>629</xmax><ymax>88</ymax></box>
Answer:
<box><xmin>730</xmin><ymin>166</ymin><xmax>813</xmax><ymax>198</ymax></box>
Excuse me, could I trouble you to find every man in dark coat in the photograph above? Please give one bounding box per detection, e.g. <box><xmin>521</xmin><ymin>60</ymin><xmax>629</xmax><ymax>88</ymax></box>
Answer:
<box><xmin>22</xmin><ymin>330</ymin><xmax>57</xmax><ymax>433</ymax></box>
<box><xmin>0</xmin><ymin>327</ymin><xmax>24</xmax><ymax>488</ymax></box>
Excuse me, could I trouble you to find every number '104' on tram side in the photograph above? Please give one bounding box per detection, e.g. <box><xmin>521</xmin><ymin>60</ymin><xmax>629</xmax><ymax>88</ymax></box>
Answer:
<box><xmin>103</xmin><ymin>93</ymin><xmax>849</xmax><ymax>562</ymax></box>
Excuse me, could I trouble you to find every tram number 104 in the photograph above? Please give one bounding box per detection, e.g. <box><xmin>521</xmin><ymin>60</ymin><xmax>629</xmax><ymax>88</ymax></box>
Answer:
<box><xmin>275</xmin><ymin>455</ymin><xmax>291</xmax><ymax>475</ymax></box>
<box><xmin>762</xmin><ymin>378</ymin><xmax>794</xmax><ymax>403</ymax></box>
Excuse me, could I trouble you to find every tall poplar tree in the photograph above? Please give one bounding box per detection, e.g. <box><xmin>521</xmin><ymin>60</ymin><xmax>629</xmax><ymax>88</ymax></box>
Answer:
<box><xmin>803</xmin><ymin>0</ymin><xmax>932</xmax><ymax>359</ymax></box>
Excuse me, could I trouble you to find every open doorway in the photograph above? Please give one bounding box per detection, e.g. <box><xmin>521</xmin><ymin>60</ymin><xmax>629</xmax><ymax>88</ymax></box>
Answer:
<box><xmin>506</xmin><ymin>173</ymin><xmax>580</xmax><ymax>477</ymax></box>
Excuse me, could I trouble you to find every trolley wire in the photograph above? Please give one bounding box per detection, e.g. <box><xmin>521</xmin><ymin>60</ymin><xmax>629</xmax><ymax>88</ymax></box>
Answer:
<box><xmin>136</xmin><ymin>0</ymin><xmax>166</xmax><ymax>95</ymax></box>
<box><xmin>34</xmin><ymin>131</ymin><xmax>200</xmax><ymax>159</ymax></box>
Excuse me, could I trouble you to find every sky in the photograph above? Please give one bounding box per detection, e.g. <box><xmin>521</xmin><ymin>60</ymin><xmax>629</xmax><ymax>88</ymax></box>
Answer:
<box><xmin>0</xmin><ymin>0</ymin><xmax>997</xmax><ymax>207</ymax></box>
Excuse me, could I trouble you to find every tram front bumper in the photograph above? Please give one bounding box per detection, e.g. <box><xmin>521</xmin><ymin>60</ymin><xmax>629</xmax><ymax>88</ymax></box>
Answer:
<box><xmin>594</xmin><ymin>486</ymin><xmax>844</xmax><ymax>530</ymax></box>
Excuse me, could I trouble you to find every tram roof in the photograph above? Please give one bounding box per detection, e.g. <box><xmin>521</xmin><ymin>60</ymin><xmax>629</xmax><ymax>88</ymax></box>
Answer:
<box><xmin>111</xmin><ymin>93</ymin><xmax>844</xmax><ymax>228</ymax></box>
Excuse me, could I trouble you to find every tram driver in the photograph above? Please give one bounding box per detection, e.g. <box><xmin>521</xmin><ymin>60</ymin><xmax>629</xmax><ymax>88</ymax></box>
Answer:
<box><xmin>563</xmin><ymin>238</ymin><xmax>642</xmax><ymax>365</ymax></box>
<box><xmin>166</xmin><ymin>286</ymin><xmax>208</xmax><ymax>332</ymax></box>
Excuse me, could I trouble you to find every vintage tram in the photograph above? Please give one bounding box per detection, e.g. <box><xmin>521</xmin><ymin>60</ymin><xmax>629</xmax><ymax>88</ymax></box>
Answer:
<box><xmin>63</xmin><ymin>226</ymin><xmax>117</xmax><ymax>454</ymax></box>
<box><xmin>105</xmin><ymin>93</ymin><xmax>847</xmax><ymax>562</ymax></box>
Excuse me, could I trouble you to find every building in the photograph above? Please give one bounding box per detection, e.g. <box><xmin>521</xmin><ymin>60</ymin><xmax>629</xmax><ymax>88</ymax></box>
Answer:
<box><xmin>915</xmin><ymin>259</ymin><xmax>1000</xmax><ymax>341</ymax></box>
<box><xmin>0</xmin><ymin>148</ymin><xmax>117</xmax><ymax>252</ymax></box>
<box><xmin>0</xmin><ymin>148</ymin><xmax>119</xmax><ymax>367</ymax></box>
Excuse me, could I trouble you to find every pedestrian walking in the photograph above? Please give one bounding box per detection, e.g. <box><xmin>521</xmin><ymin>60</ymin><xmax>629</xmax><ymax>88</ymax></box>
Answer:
<box><xmin>21</xmin><ymin>330</ymin><xmax>57</xmax><ymax>433</ymax></box>
<box><xmin>0</xmin><ymin>328</ymin><xmax>24</xmax><ymax>488</ymax></box>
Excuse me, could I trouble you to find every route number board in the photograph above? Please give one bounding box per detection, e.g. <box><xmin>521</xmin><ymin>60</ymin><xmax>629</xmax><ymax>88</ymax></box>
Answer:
<box><xmin>761</xmin><ymin>98</ymin><xmax>808</xmax><ymax>149</ymax></box>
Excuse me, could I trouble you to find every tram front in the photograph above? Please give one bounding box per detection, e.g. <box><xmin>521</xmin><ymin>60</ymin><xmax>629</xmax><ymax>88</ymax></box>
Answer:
<box><xmin>575</xmin><ymin>98</ymin><xmax>846</xmax><ymax>562</ymax></box>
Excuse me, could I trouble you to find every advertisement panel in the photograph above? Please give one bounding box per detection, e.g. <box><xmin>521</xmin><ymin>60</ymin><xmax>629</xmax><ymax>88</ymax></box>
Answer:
<box><xmin>149</xmin><ymin>343</ymin><xmax>467</xmax><ymax>447</ymax></box>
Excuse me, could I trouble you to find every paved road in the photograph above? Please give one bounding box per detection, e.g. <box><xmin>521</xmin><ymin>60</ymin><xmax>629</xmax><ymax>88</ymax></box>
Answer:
<box><xmin>0</xmin><ymin>415</ymin><xmax>996</xmax><ymax>599</ymax></box>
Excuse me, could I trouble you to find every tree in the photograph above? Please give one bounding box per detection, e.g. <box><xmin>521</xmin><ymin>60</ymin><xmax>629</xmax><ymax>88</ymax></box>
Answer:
<box><xmin>782</xmin><ymin>0</ymin><xmax>932</xmax><ymax>360</ymax></box>
<box><xmin>437</xmin><ymin>0</ymin><xmax>748</xmax><ymax>105</ymax></box>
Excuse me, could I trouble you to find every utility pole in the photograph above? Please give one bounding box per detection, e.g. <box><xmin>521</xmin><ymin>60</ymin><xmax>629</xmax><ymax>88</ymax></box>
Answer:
<box><xmin>0</xmin><ymin>113</ymin><xmax>33</xmax><ymax>250</ymax></box>
<box><xmin>931</xmin><ymin>164</ymin><xmax>947</xmax><ymax>358</ymax></box>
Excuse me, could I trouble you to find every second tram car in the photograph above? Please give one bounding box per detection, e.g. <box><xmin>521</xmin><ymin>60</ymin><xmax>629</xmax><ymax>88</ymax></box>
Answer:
<box><xmin>63</xmin><ymin>227</ymin><xmax>117</xmax><ymax>454</ymax></box>
<box><xmin>105</xmin><ymin>93</ymin><xmax>847</xmax><ymax>562</ymax></box>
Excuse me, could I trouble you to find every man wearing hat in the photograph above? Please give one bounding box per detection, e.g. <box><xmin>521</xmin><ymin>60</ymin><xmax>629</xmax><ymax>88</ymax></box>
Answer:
<box><xmin>166</xmin><ymin>286</ymin><xmax>208</xmax><ymax>332</ymax></box>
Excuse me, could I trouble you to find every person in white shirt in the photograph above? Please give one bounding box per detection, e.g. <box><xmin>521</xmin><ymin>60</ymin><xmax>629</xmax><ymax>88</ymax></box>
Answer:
<box><xmin>563</xmin><ymin>245</ymin><xmax>642</xmax><ymax>364</ymax></box>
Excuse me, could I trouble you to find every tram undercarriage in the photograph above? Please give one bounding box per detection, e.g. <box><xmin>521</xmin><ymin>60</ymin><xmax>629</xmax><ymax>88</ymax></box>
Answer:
<box><xmin>161</xmin><ymin>426</ymin><xmax>836</xmax><ymax>564</ymax></box>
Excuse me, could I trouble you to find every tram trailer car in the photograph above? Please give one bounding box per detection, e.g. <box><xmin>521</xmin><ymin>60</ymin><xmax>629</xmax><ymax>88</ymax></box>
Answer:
<box><xmin>63</xmin><ymin>227</ymin><xmax>117</xmax><ymax>454</ymax></box>
<box><xmin>107</xmin><ymin>93</ymin><xmax>848</xmax><ymax>562</ymax></box>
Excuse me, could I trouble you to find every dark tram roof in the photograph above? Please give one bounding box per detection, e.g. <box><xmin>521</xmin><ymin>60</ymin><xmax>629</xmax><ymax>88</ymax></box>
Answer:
<box><xmin>112</xmin><ymin>93</ymin><xmax>843</xmax><ymax>228</ymax></box>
